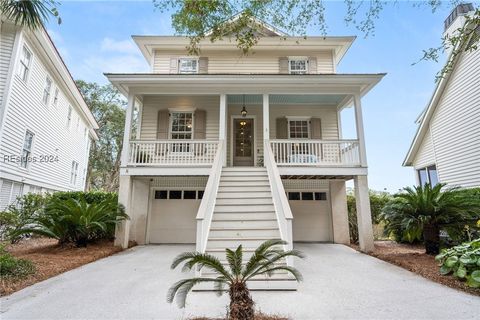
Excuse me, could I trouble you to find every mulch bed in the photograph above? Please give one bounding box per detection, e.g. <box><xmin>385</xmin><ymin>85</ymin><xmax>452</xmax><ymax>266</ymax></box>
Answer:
<box><xmin>192</xmin><ymin>313</ymin><xmax>287</xmax><ymax>320</ymax></box>
<box><xmin>354</xmin><ymin>241</ymin><xmax>480</xmax><ymax>297</ymax></box>
<box><xmin>1</xmin><ymin>237</ymin><xmax>128</xmax><ymax>296</ymax></box>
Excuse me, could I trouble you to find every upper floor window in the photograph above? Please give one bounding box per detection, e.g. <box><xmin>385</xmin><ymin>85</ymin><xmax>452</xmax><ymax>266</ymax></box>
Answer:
<box><xmin>67</xmin><ymin>105</ymin><xmax>73</xmax><ymax>128</ymax></box>
<box><xmin>178</xmin><ymin>58</ymin><xmax>198</xmax><ymax>74</ymax></box>
<box><xmin>53</xmin><ymin>88</ymin><xmax>59</xmax><ymax>106</ymax></box>
<box><xmin>289</xmin><ymin>58</ymin><xmax>307</xmax><ymax>74</ymax></box>
<box><xmin>42</xmin><ymin>76</ymin><xmax>52</xmax><ymax>105</ymax></box>
<box><xmin>20</xmin><ymin>130</ymin><xmax>34</xmax><ymax>168</ymax></box>
<box><xmin>288</xmin><ymin>119</ymin><xmax>310</xmax><ymax>139</ymax></box>
<box><xmin>170</xmin><ymin>112</ymin><xmax>193</xmax><ymax>139</ymax></box>
<box><xmin>18</xmin><ymin>45</ymin><xmax>32</xmax><ymax>82</ymax></box>
<box><xmin>70</xmin><ymin>161</ymin><xmax>79</xmax><ymax>185</ymax></box>
<box><xmin>417</xmin><ymin>165</ymin><xmax>438</xmax><ymax>186</ymax></box>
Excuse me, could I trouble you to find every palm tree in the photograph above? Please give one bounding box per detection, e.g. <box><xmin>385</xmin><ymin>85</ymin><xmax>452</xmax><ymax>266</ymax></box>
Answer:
<box><xmin>0</xmin><ymin>0</ymin><xmax>60</xmax><ymax>30</ymax></box>
<box><xmin>382</xmin><ymin>183</ymin><xmax>480</xmax><ymax>254</ymax></box>
<box><xmin>167</xmin><ymin>239</ymin><xmax>304</xmax><ymax>320</ymax></box>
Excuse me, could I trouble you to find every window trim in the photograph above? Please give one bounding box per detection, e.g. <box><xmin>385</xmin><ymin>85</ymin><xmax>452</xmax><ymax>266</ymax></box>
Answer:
<box><xmin>52</xmin><ymin>87</ymin><xmax>59</xmax><ymax>107</ymax></box>
<box><xmin>416</xmin><ymin>164</ymin><xmax>438</xmax><ymax>186</ymax></box>
<box><xmin>70</xmin><ymin>161</ymin><xmax>79</xmax><ymax>185</ymax></box>
<box><xmin>178</xmin><ymin>57</ymin><xmax>199</xmax><ymax>74</ymax></box>
<box><xmin>169</xmin><ymin>111</ymin><xmax>194</xmax><ymax>140</ymax></box>
<box><xmin>153</xmin><ymin>189</ymin><xmax>204</xmax><ymax>200</ymax></box>
<box><xmin>42</xmin><ymin>76</ymin><xmax>52</xmax><ymax>105</ymax></box>
<box><xmin>20</xmin><ymin>130</ymin><xmax>35</xmax><ymax>169</ymax></box>
<box><xmin>287</xmin><ymin>117</ymin><xmax>311</xmax><ymax>139</ymax></box>
<box><xmin>67</xmin><ymin>105</ymin><xmax>73</xmax><ymax>129</ymax></box>
<box><xmin>17</xmin><ymin>45</ymin><xmax>33</xmax><ymax>83</ymax></box>
<box><xmin>288</xmin><ymin>57</ymin><xmax>308</xmax><ymax>75</ymax></box>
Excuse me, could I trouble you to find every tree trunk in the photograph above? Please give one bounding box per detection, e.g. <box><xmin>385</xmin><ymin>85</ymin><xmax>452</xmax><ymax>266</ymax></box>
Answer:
<box><xmin>229</xmin><ymin>282</ymin><xmax>254</xmax><ymax>320</ymax></box>
<box><xmin>423</xmin><ymin>223</ymin><xmax>440</xmax><ymax>255</ymax></box>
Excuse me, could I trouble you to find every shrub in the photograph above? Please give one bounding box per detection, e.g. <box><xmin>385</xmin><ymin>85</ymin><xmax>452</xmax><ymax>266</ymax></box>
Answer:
<box><xmin>49</xmin><ymin>191</ymin><xmax>117</xmax><ymax>204</ymax></box>
<box><xmin>435</xmin><ymin>238</ymin><xmax>480</xmax><ymax>288</ymax></box>
<box><xmin>0</xmin><ymin>245</ymin><xmax>35</xmax><ymax>279</ymax></box>
<box><xmin>0</xmin><ymin>193</ymin><xmax>47</xmax><ymax>243</ymax></box>
<box><xmin>14</xmin><ymin>197</ymin><xmax>127</xmax><ymax>247</ymax></box>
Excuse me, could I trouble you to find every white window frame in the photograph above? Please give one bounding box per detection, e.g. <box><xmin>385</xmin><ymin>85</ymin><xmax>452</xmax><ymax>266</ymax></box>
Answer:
<box><xmin>288</xmin><ymin>57</ymin><xmax>308</xmax><ymax>75</ymax></box>
<box><xmin>67</xmin><ymin>105</ymin><xmax>73</xmax><ymax>128</ymax></box>
<box><xmin>20</xmin><ymin>130</ymin><xmax>35</xmax><ymax>169</ymax></box>
<box><xmin>417</xmin><ymin>164</ymin><xmax>438</xmax><ymax>186</ymax></box>
<box><xmin>42</xmin><ymin>76</ymin><xmax>52</xmax><ymax>105</ymax></box>
<box><xmin>70</xmin><ymin>161</ymin><xmax>79</xmax><ymax>185</ymax></box>
<box><xmin>169</xmin><ymin>111</ymin><xmax>194</xmax><ymax>140</ymax></box>
<box><xmin>52</xmin><ymin>87</ymin><xmax>59</xmax><ymax>106</ymax></box>
<box><xmin>178</xmin><ymin>58</ymin><xmax>199</xmax><ymax>74</ymax></box>
<box><xmin>287</xmin><ymin>117</ymin><xmax>310</xmax><ymax>139</ymax></box>
<box><xmin>17</xmin><ymin>45</ymin><xmax>33</xmax><ymax>82</ymax></box>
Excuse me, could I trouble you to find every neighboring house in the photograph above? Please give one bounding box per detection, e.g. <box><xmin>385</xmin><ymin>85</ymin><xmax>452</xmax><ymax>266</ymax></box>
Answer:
<box><xmin>107</xmin><ymin>17</ymin><xmax>384</xmax><ymax>288</ymax></box>
<box><xmin>404</xmin><ymin>3</ymin><xmax>479</xmax><ymax>188</ymax></box>
<box><xmin>0</xmin><ymin>17</ymin><xmax>99</xmax><ymax>210</ymax></box>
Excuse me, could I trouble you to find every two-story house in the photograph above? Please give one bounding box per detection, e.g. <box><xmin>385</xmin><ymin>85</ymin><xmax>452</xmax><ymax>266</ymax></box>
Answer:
<box><xmin>0</xmin><ymin>17</ymin><xmax>98</xmax><ymax>210</ymax></box>
<box><xmin>107</xmin><ymin>18</ymin><xmax>384</xmax><ymax>289</ymax></box>
<box><xmin>404</xmin><ymin>3</ymin><xmax>479</xmax><ymax>188</ymax></box>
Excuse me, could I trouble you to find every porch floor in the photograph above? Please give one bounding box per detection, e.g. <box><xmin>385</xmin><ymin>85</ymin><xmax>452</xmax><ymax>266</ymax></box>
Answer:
<box><xmin>1</xmin><ymin>244</ymin><xmax>479</xmax><ymax>319</ymax></box>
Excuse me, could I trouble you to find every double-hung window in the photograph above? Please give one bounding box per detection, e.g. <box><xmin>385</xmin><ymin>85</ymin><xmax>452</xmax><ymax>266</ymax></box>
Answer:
<box><xmin>289</xmin><ymin>58</ymin><xmax>308</xmax><ymax>74</ymax></box>
<box><xmin>178</xmin><ymin>58</ymin><xmax>198</xmax><ymax>74</ymax></box>
<box><xmin>20</xmin><ymin>131</ymin><xmax>34</xmax><ymax>168</ymax></box>
<box><xmin>53</xmin><ymin>88</ymin><xmax>59</xmax><ymax>106</ymax></box>
<box><xmin>42</xmin><ymin>76</ymin><xmax>52</xmax><ymax>105</ymax></box>
<box><xmin>18</xmin><ymin>46</ymin><xmax>32</xmax><ymax>82</ymax></box>
<box><xmin>67</xmin><ymin>105</ymin><xmax>72</xmax><ymax>128</ymax></box>
<box><xmin>288</xmin><ymin>119</ymin><xmax>310</xmax><ymax>139</ymax></box>
<box><xmin>170</xmin><ymin>112</ymin><xmax>193</xmax><ymax>152</ymax></box>
<box><xmin>70</xmin><ymin>161</ymin><xmax>79</xmax><ymax>185</ymax></box>
<box><xmin>417</xmin><ymin>165</ymin><xmax>438</xmax><ymax>186</ymax></box>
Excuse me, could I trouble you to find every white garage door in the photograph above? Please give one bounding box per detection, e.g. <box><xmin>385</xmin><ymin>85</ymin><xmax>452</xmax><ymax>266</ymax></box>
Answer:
<box><xmin>148</xmin><ymin>190</ymin><xmax>202</xmax><ymax>244</ymax></box>
<box><xmin>287</xmin><ymin>191</ymin><xmax>333</xmax><ymax>242</ymax></box>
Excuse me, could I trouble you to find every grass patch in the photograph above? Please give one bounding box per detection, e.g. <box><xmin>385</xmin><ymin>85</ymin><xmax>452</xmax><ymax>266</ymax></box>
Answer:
<box><xmin>0</xmin><ymin>245</ymin><xmax>35</xmax><ymax>280</ymax></box>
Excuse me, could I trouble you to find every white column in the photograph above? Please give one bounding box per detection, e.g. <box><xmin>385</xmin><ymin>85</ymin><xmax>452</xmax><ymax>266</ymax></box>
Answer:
<box><xmin>219</xmin><ymin>94</ymin><xmax>227</xmax><ymax>166</ymax></box>
<box><xmin>329</xmin><ymin>180</ymin><xmax>350</xmax><ymax>244</ymax></box>
<box><xmin>114</xmin><ymin>175</ymin><xmax>132</xmax><ymax>248</ymax></box>
<box><xmin>131</xmin><ymin>179</ymin><xmax>150</xmax><ymax>245</ymax></box>
<box><xmin>263</xmin><ymin>94</ymin><xmax>270</xmax><ymax>140</ymax></box>
<box><xmin>120</xmin><ymin>93</ymin><xmax>135</xmax><ymax>166</ymax></box>
<box><xmin>353</xmin><ymin>93</ymin><xmax>368</xmax><ymax>167</ymax></box>
<box><xmin>354</xmin><ymin>175</ymin><xmax>374</xmax><ymax>252</ymax></box>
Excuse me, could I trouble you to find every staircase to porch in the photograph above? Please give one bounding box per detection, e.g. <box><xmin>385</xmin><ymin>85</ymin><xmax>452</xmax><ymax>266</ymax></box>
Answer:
<box><xmin>200</xmin><ymin>167</ymin><xmax>297</xmax><ymax>290</ymax></box>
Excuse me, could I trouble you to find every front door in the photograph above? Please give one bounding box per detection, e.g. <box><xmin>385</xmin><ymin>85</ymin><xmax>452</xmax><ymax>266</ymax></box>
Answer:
<box><xmin>233</xmin><ymin>118</ymin><xmax>254</xmax><ymax>166</ymax></box>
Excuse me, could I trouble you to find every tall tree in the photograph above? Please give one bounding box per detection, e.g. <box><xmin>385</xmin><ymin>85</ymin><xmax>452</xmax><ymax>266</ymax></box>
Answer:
<box><xmin>0</xmin><ymin>0</ymin><xmax>60</xmax><ymax>30</ymax></box>
<box><xmin>76</xmin><ymin>80</ymin><xmax>126</xmax><ymax>192</ymax></box>
<box><xmin>155</xmin><ymin>0</ymin><xmax>480</xmax><ymax>79</ymax></box>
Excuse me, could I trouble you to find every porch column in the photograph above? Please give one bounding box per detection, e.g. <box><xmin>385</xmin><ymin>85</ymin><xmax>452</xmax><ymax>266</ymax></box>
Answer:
<box><xmin>219</xmin><ymin>94</ymin><xmax>227</xmax><ymax>166</ymax></box>
<box><xmin>353</xmin><ymin>94</ymin><xmax>368</xmax><ymax>167</ymax></box>
<box><xmin>263</xmin><ymin>94</ymin><xmax>270</xmax><ymax>140</ymax></box>
<box><xmin>354</xmin><ymin>175</ymin><xmax>374</xmax><ymax>252</ymax></box>
<box><xmin>130</xmin><ymin>179</ymin><xmax>150</xmax><ymax>245</ymax></box>
<box><xmin>114</xmin><ymin>175</ymin><xmax>132</xmax><ymax>248</ymax></box>
<box><xmin>120</xmin><ymin>93</ymin><xmax>136</xmax><ymax>166</ymax></box>
<box><xmin>329</xmin><ymin>180</ymin><xmax>350</xmax><ymax>244</ymax></box>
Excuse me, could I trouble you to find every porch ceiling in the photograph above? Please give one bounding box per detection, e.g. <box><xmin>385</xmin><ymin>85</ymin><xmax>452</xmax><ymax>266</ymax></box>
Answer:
<box><xmin>227</xmin><ymin>94</ymin><xmax>346</xmax><ymax>106</ymax></box>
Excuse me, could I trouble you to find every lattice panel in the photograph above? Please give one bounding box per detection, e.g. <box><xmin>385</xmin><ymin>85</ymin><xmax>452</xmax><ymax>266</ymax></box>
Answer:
<box><xmin>281</xmin><ymin>179</ymin><xmax>329</xmax><ymax>190</ymax></box>
<box><xmin>150</xmin><ymin>176</ymin><xmax>208</xmax><ymax>188</ymax></box>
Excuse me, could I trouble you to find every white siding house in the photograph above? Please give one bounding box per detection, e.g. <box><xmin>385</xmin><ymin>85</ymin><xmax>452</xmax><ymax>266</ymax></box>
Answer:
<box><xmin>0</xmin><ymin>18</ymin><xmax>98</xmax><ymax>210</ymax></box>
<box><xmin>107</xmin><ymin>17</ymin><xmax>384</xmax><ymax>289</ymax></box>
<box><xmin>404</xmin><ymin>4</ymin><xmax>480</xmax><ymax>188</ymax></box>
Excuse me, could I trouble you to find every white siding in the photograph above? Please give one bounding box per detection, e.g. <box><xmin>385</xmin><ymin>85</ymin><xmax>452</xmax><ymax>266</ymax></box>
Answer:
<box><xmin>412</xmin><ymin>128</ymin><xmax>436</xmax><ymax>169</ymax></box>
<box><xmin>153</xmin><ymin>50</ymin><xmax>335</xmax><ymax>74</ymax></box>
<box><xmin>0</xmin><ymin>32</ymin><xmax>92</xmax><ymax>192</ymax></box>
<box><xmin>0</xmin><ymin>23</ymin><xmax>16</xmax><ymax>111</ymax></box>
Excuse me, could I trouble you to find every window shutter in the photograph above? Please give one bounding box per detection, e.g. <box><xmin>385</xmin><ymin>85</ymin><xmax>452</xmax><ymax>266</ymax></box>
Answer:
<box><xmin>157</xmin><ymin>110</ymin><xmax>169</xmax><ymax>139</ymax></box>
<box><xmin>276</xmin><ymin>117</ymin><xmax>288</xmax><ymax>139</ymax></box>
<box><xmin>198</xmin><ymin>57</ymin><xmax>208</xmax><ymax>74</ymax></box>
<box><xmin>310</xmin><ymin>118</ymin><xmax>322</xmax><ymax>139</ymax></box>
<box><xmin>193</xmin><ymin>109</ymin><xmax>206</xmax><ymax>139</ymax></box>
<box><xmin>279</xmin><ymin>57</ymin><xmax>289</xmax><ymax>74</ymax></box>
<box><xmin>169</xmin><ymin>57</ymin><xmax>178</xmax><ymax>74</ymax></box>
<box><xmin>308</xmin><ymin>57</ymin><xmax>317</xmax><ymax>74</ymax></box>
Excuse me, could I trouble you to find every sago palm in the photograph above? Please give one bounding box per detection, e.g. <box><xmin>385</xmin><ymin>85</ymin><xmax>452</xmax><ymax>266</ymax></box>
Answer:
<box><xmin>167</xmin><ymin>239</ymin><xmax>304</xmax><ymax>320</ymax></box>
<box><xmin>382</xmin><ymin>183</ymin><xmax>480</xmax><ymax>254</ymax></box>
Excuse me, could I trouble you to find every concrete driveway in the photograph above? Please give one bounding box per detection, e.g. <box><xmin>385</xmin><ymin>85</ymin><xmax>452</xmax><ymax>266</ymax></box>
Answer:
<box><xmin>1</xmin><ymin>244</ymin><xmax>479</xmax><ymax>320</ymax></box>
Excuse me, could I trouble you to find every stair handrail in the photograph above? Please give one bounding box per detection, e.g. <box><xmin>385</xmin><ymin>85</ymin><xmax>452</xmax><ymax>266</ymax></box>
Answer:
<box><xmin>196</xmin><ymin>140</ymin><xmax>224</xmax><ymax>253</ymax></box>
<box><xmin>264</xmin><ymin>139</ymin><xmax>294</xmax><ymax>253</ymax></box>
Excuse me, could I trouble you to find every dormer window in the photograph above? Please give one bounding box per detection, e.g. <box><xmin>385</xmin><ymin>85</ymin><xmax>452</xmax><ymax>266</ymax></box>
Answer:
<box><xmin>289</xmin><ymin>58</ymin><xmax>308</xmax><ymax>75</ymax></box>
<box><xmin>178</xmin><ymin>58</ymin><xmax>198</xmax><ymax>74</ymax></box>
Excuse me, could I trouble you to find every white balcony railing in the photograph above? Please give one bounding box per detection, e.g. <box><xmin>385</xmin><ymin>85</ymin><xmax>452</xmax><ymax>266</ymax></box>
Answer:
<box><xmin>128</xmin><ymin>140</ymin><xmax>219</xmax><ymax>166</ymax></box>
<box><xmin>269</xmin><ymin>139</ymin><xmax>361</xmax><ymax>166</ymax></box>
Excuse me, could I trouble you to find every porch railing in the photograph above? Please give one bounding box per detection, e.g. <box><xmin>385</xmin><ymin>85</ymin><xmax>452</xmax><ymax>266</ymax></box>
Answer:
<box><xmin>269</xmin><ymin>139</ymin><xmax>361</xmax><ymax>166</ymax></box>
<box><xmin>128</xmin><ymin>140</ymin><xmax>219</xmax><ymax>166</ymax></box>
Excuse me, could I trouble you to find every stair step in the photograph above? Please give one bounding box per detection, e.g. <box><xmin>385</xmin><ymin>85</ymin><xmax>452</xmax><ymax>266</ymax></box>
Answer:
<box><xmin>216</xmin><ymin>198</ymin><xmax>273</xmax><ymax>205</ymax></box>
<box><xmin>211</xmin><ymin>220</ymin><xmax>278</xmax><ymax>228</ymax></box>
<box><xmin>218</xmin><ymin>186</ymin><xmax>271</xmax><ymax>192</ymax></box>
<box><xmin>193</xmin><ymin>278</ymin><xmax>297</xmax><ymax>291</ymax></box>
<box><xmin>216</xmin><ymin>192</ymin><xmax>272</xmax><ymax>198</ymax></box>
<box><xmin>213</xmin><ymin>213</ymin><xmax>277</xmax><ymax>220</ymax></box>
<box><xmin>219</xmin><ymin>181</ymin><xmax>270</xmax><ymax>187</ymax></box>
<box><xmin>207</xmin><ymin>237</ymin><xmax>280</xmax><ymax>249</ymax></box>
<box><xmin>209</xmin><ymin>228</ymin><xmax>280</xmax><ymax>238</ymax></box>
<box><xmin>221</xmin><ymin>171</ymin><xmax>268</xmax><ymax>177</ymax></box>
<box><xmin>222</xmin><ymin>167</ymin><xmax>266</xmax><ymax>172</ymax></box>
<box><xmin>220</xmin><ymin>176</ymin><xmax>269</xmax><ymax>182</ymax></box>
<box><xmin>214</xmin><ymin>204</ymin><xmax>275</xmax><ymax>213</ymax></box>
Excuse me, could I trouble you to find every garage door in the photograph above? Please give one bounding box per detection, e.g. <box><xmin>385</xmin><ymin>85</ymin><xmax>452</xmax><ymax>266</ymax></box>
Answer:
<box><xmin>287</xmin><ymin>191</ymin><xmax>333</xmax><ymax>242</ymax></box>
<box><xmin>148</xmin><ymin>190</ymin><xmax>202</xmax><ymax>244</ymax></box>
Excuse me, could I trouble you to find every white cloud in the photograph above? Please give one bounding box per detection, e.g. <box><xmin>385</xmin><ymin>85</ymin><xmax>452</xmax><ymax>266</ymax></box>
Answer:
<box><xmin>100</xmin><ymin>37</ymin><xmax>138</xmax><ymax>54</ymax></box>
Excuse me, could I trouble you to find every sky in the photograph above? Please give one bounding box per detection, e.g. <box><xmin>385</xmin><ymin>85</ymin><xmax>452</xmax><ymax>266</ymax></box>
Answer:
<box><xmin>44</xmin><ymin>0</ymin><xmax>476</xmax><ymax>193</ymax></box>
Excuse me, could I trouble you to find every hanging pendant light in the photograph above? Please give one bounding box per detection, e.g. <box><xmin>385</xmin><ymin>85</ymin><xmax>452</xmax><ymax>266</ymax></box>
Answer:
<box><xmin>241</xmin><ymin>94</ymin><xmax>248</xmax><ymax>117</ymax></box>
